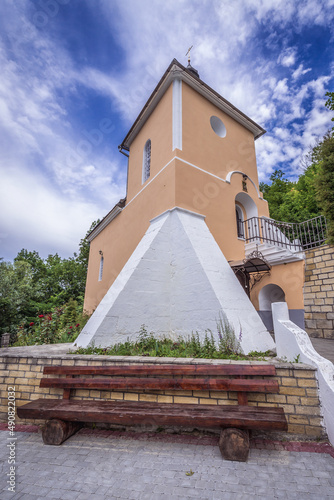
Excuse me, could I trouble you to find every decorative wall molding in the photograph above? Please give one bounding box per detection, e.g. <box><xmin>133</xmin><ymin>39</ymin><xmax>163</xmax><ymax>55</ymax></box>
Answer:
<box><xmin>172</xmin><ymin>78</ymin><xmax>182</xmax><ymax>151</ymax></box>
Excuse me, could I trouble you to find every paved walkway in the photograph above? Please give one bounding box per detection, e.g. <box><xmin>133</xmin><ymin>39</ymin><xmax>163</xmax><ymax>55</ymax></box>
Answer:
<box><xmin>0</xmin><ymin>428</ymin><xmax>333</xmax><ymax>500</ymax></box>
<box><xmin>310</xmin><ymin>338</ymin><xmax>334</xmax><ymax>363</ymax></box>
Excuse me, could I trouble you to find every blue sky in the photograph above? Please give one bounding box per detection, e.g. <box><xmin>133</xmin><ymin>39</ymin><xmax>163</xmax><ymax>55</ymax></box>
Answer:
<box><xmin>0</xmin><ymin>0</ymin><xmax>333</xmax><ymax>262</ymax></box>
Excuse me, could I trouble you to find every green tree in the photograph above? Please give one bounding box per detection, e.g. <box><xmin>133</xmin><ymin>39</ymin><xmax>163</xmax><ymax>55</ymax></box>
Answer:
<box><xmin>279</xmin><ymin>163</ymin><xmax>321</xmax><ymax>223</ymax></box>
<box><xmin>315</xmin><ymin>132</ymin><xmax>334</xmax><ymax>243</ymax></box>
<box><xmin>260</xmin><ymin>163</ymin><xmax>322</xmax><ymax>224</ymax></box>
<box><xmin>0</xmin><ymin>260</ymin><xmax>39</xmax><ymax>335</ymax></box>
<box><xmin>0</xmin><ymin>219</ymin><xmax>98</xmax><ymax>337</ymax></box>
<box><xmin>260</xmin><ymin>170</ymin><xmax>294</xmax><ymax>221</ymax></box>
<box><xmin>77</xmin><ymin>219</ymin><xmax>100</xmax><ymax>268</ymax></box>
<box><xmin>325</xmin><ymin>91</ymin><xmax>334</xmax><ymax>126</ymax></box>
<box><xmin>14</xmin><ymin>249</ymin><xmax>46</xmax><ymax>278</ymax></box>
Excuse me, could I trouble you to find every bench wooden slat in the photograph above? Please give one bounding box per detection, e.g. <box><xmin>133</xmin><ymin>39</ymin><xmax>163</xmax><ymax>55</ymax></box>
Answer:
<box><xmin>39</xmin><ymin>376</ymin><xmax>279</xmax><ymax>393</ymax></box>
<box><xmin>43</xmin><ymin>364</ymin><xmax>277</xmax><ymax>377</ymax></box>
<box><xmin>17</xmin><ymin>399</ymin><xmax>288</xmax><ymax>431</ymax></box>
<box><xmin>19</xmin><ymin>362</ymin><xmax>288</xmax><ymax>457</ymax></box>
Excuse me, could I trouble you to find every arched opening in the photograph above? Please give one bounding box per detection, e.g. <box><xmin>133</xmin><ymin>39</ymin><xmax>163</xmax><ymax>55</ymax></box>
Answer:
<box><xmin>235</xmin><ymin>192</ymin><xmax>258</xmax><ymax>219</ymax></box>
<box><xmin>259</xmin><ymin>284</ymin><xmax>285</xmax><ymax>310</ymax></box>
<box><xmin>235</xmin><ymin>192</ymin><xmax>258</xmax><ymax>240</ymax></box>
<box><xmin>142</xmin><ymin>139</ymin><xmax>151</xmax><ymax>183</ymax></box>
<box><xmin>258</xmin><ymin>284</ymin><xmax>285</xmax><ymax>331</ymax></box>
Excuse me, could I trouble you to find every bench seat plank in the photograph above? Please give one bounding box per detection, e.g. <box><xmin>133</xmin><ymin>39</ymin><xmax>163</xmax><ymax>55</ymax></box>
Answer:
<box><xmin>39</xmin><ymin>377</ymin><xmax>279</xmax><ymax>393</ymax></box>
<box><xmin>17</xmin><ymin>399</ymin><xmax>288</xmax><ymax>431</ymax></box>
<box><xmin>43</xmin><ymin>365</ymin><xmax>277</xmax><ymax>376</ymax></box>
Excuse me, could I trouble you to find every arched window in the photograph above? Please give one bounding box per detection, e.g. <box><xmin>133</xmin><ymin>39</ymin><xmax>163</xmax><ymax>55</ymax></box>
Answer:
<box><xmin>142</xmin><ymin>139</ymin><xmax>151</xmax><ymax>183</ymax></box>
<box><xmin>98</xmin><ymin>255</ymin><xmax>104</xmax><ymax>281</ymax></box>
<box><xmin>235</xmin><ymin>204</ymin><xmax>244</xmax><ymax>239</ymax></box>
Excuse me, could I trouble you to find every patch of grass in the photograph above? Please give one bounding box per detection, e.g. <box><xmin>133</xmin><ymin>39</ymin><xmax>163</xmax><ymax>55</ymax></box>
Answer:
<box><xmin>71</xmin><ymin>322</ymin><xmax>274</xmax><ymax>361</ymax></box>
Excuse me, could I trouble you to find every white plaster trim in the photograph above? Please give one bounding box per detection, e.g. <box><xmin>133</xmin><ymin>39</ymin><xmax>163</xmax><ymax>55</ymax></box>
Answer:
<box><xmin>127</xmin><ymin>156</ymin><xmax>226</xmax><ymax>209</ymax></box>
<box><xmin>174</xmin><ymin>156</ymin><xmax>227</xmax><ymax>183</ymax></box>
<box><xmin>126</xmin><ymin>156</ymin><xmax>176</xmax><ymax>209</ymax></box>
<box><xmin>90</xmin><ymin>156</ymin><xmax>233</xmax><ymax>241</ymax></box>
<box><xmin>150</xmin><ymin>206</ymin><xmax>206</xmax><ymax>224</ymax></box>
<box><xmin>272</xmin><ymin>302</ymin><xmax>334</xmax><ymax>446</ymax></box>
<box><xmin>172</xmin><ymin>78</ymin><xmax>182</xmax><ymax>151</ymax></box>
<box><xmin>226</xmin><ymin>170</ymin><xmax>261</xmax><ymax>198</ymax></box>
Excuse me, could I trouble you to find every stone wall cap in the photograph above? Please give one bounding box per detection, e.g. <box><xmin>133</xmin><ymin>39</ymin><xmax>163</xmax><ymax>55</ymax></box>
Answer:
<box><xmin>0</xmin><ymin>344</ymin><xmax>316</xmax><ymax>370</ymax></box>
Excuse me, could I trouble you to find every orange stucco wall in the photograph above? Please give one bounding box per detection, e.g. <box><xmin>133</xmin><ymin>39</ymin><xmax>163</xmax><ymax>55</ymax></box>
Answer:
<box><xmin>179</xmin><ymin>82</ymin><xmax>259</xmax><ymax>185</ymax></box>
<box><xmin>83</xmin><ymin>77</ymin><xmax>304</xmax><ymax>315</ymax></box>
<box><xmin>126</xmin><ymin>83</ymin><xmax>174</xmax><ymax>203</ymax></box>
<box><xmin>251</xmin><ymin>260</ymin><xmax>305</xmax><ymax>311</ymax></box>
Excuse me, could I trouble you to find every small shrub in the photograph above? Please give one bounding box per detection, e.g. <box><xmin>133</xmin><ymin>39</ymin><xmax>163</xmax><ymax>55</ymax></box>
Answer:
<box><xmin>137</xmin><ymin>325</ymin><xmax>157</xmax><ymax>351</ymax></box>
<box><xmin>216</xmin><ymin>312</ymin><xmax>241</xmax><ymax>355</ymax></box>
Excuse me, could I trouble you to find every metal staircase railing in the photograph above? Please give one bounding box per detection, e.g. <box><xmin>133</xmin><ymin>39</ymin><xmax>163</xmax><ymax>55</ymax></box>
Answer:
<box><xmin>242</xmin><ymin>215</ymin><xmax>328</xmax><ymax>251</ymax></box>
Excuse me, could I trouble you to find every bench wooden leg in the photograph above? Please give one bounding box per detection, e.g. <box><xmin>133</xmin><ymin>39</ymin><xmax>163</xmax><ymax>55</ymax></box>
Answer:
<box><xmin>219</xmin><ymin>428</ymin><xmax>250</xmax><ymax>462</ymax></box>
<box><xmin>42</xmin><ymin>419</ymin><xmax>81</xmax><ymax>445</ymax></box>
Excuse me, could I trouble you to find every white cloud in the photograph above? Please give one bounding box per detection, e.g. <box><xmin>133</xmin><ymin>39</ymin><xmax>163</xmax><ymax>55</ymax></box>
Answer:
<box><xmin>0</xmin><ymin>3</ymin><xmax>128</xmax><ymax>260</ymax></box>
<box><xmin>0</xmin><ymin>0</ymin><xmax>333</xmax><ymax>260</ymax></box>
<box><xmin>273</xmin><ymin>78</ymin><xmax>289</xmax><ymax>99</ymax></box>
<box><xmin>278</xmin><ymin>47</ymin><xmax>297</xmax><ymax>67</ymax></box>
<box><xmin>0</xmin><ymin>165</ymin><xmax>102</xmax><ymax>260</ymax></box>
<box><xmin>297</xmin><ymin>0</ymin><xmax>328</xmax><ymax>25</ymax></box>
<box><xmin>292</xmin><ymin>64</ymin><xmax>311</xmax><ymax>80</ymax></box>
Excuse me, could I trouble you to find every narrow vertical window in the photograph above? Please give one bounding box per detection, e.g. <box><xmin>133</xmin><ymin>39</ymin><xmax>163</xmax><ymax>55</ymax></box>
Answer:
<box><xmin>236</xmin><ymin>205</ymin><xmax>244</xmax><ymax>239</ymax></box>
<box><xmin>142</xmin><ymin>139</ymin><xmax>151</xmax><ymax>183</ymax></box>
<box><xmin>98</xmin><ymin>255</ymin><xmax>104</xmax><ymax>281</ymax></box>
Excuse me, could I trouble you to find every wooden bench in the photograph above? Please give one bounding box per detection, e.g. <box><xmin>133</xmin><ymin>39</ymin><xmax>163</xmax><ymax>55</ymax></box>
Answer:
<box><xmin>17</xmin><ymin>363</ymin><xmax>288</xmax><ymax>461</ymax></box>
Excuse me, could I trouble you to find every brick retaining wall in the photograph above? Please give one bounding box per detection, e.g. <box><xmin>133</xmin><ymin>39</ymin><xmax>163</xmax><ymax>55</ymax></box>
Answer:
<box><xmin>0</xmin><ymin>352</ymin><xmax>326</xmax><ymax>439</ymax></box>
<box><xmin>304</xmin><ymin>244</ymin><xmax>334</xmax><ymax>339</ymax></box>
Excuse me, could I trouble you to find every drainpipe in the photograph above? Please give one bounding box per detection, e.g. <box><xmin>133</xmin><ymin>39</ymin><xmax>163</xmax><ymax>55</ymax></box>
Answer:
<box><xmin>118</xmin><ymin>145</ymin><xmax>129</xmax><ymax>158</ymax></box>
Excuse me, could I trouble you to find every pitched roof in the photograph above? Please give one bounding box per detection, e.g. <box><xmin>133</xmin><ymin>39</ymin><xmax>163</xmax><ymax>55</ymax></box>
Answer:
<box><xmin>119</xmin><ymin>58</ymin><xmax>265</xmax><ymax>151</ymax></box>
<box><xmin>86</xmin><ymin>198</ymin><xmax>126</xmax><ymax>242</ymax></box>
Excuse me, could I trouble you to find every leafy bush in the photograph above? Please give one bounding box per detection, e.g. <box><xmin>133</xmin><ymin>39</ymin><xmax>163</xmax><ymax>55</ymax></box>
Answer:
<box><xmin>13</xmin><ymin>299</ymin><xmax>90</xmax><ymax>346</ymax></box>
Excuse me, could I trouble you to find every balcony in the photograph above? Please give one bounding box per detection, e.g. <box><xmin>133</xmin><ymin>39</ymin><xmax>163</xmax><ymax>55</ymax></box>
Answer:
<box><xmin>241</xmin><ymin>215</ymin><xmax>328</xmax><ymax>265</ymax></box>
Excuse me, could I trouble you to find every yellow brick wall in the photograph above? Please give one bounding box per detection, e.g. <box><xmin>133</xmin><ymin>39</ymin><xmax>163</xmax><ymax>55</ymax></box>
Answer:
<box><xmin>0</xmin><ymin>355</ymin><xmax>326</xmax><ymax>439</ymax></box>
<box><xmin>304</xmin><ymin>244</ymin><xmax>334</xmax><ymax>339</ymax></box>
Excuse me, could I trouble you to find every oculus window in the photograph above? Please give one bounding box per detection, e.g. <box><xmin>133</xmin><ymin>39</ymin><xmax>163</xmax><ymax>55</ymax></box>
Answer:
<box><xmin>210</xmin><ymin>116</ymin><xmax>226</xmax><ymax>138</ymax></box>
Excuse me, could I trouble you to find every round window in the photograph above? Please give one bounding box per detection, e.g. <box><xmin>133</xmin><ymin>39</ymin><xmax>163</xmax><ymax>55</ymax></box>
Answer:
<box><xmin>210</xmin><ymin>116</ymin><xmax>226</xmax><ymax>138</ymax></box>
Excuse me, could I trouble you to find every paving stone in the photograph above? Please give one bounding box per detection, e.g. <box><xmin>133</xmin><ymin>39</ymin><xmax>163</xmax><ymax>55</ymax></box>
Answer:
<box><xmin>14</xmin><ymin>495</ymin><xmax>39</xmax><ymax>500</ymax></box>
<box><xmin>1</xmin><ymin>430</ymin><xmax>334</xmax><ymax>499</ymax></box>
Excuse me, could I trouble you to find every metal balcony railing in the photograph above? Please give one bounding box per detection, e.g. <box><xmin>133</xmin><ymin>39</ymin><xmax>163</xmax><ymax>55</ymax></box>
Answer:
<box><xmin>242</xmin><ymin>215</ymin><xmax>328</xmax><ymax>251</ymax></box>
